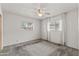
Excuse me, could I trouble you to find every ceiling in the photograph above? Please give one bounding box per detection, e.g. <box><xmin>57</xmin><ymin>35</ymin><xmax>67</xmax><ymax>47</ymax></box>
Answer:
<box><xmin>1</xmin><ymin>3</ymin><xmax>78</xmax><ymax>19</ymax></box>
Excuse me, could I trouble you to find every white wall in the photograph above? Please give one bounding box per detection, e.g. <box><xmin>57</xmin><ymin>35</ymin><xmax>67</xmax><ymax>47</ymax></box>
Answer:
<box><xmin>3</xmin><ymin>11</ymin><xmax>41</xmax><ymax>46</ymax></box>
<box><xmin>66</xmin><ymin>9</ymin><xmax>78</xmax><ymax>49</ymax></box>
<box><xmin>0</xmin><ymin>4</ymin><xmax>3</xmax><ymax>15</ymax></box>
<box><xmin>0</xmin><ymin>4</ymin><xmax>1</xmax><ymax>15</ymax></box>
<box><xmin>41</xmin><ymin>19</ymin><xmax>48</xmax><ymax>40</ymax></box>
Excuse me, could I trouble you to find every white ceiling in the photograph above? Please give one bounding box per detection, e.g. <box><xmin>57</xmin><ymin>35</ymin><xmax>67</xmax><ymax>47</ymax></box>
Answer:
<box><xmin>1</xmin><ymin>3</ymin><xmax>78</xmax><ymax>19</ymax></box>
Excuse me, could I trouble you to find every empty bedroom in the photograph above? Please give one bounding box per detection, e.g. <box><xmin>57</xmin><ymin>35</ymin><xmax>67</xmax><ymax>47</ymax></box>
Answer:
<box><xmin>0</xmin><ymin>3</ymin><xmax>79</xmax><ymax>56</ymax></box>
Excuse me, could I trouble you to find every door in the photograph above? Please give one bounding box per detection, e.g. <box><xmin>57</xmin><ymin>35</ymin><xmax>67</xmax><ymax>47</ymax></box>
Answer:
<box><xmin>0</xmin><ymin>15</ymin><xmax>2</xmax><ymax>49</ymax></box>
<box><xmin>66</xmin><ymin>9</ymin><xmax>78</xmax><ymax>49</ymax></box>
<box><xmin>48</xmin><ymin>15</ymin><xmax>64</xmax><ymax>45</ymax></box>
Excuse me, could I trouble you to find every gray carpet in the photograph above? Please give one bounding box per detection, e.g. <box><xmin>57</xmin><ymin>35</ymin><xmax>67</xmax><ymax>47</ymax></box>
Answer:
<box><xmin>0</xmin><ymin>40</ymin><xmax>79</xmax><ymax>56</ymax></box>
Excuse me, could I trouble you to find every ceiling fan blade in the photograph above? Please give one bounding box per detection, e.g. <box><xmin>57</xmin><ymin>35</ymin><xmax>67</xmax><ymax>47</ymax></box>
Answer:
<box><xmin>45</xmin><ymin>12</ymin><xmax>50</xmax><ymax>15</ymax></box>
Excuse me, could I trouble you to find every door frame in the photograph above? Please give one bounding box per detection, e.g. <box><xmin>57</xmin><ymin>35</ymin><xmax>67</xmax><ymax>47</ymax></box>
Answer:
<box><xmin>0</xmin><ymin>14</ymin><xmax>3</xmax><ymax>49</ymax></box>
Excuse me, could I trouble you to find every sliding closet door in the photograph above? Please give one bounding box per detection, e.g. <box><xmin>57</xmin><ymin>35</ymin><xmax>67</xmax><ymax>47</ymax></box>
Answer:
<box><xmin>0</xmin><ymin>15</ymin><xmax>2</xmax><ymax>49</ymax></box>
<box><xmin>78</xmin><ymin>6</ymin><xmax>79</xmax><ymax>49</ymax></box>
<box><xmin>49</xmin><ymin>28</ymin><xmax>63</xmax><ymax>44</ymax></box>
<box><xmin>48</xmin><ymin>15</ymin><xmax>64</xmax><ymax>44</ymax></box>
<box><xmin>66</xmin><ymin>9</ymin><xmax>78</xmax><ymax>49</ymax></box>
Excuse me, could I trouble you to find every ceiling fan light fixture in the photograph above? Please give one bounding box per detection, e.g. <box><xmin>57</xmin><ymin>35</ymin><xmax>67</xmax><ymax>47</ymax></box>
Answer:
<box><xmin>38</xmin><ymin>12</ymin><xmax>43</xmax><ymax>17</ymax></box>
<box><xmin>37</xmin><ymin>8</ymin><xmax>43</xmax><ymax>17</ymax></box>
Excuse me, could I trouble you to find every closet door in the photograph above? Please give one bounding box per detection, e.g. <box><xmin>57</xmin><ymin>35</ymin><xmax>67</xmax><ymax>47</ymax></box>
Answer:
<box><xmin>48</xmin><ymin>15</ymin><xmax>64</xmax><ymax>44</ymax></box>
<box><xmin>78</xmin><ymin>6</ymin><xmax>79</xmax><ymax>49</ymax></box>
<box><xmin>66</xmin><ymin>9</ymin><xmax>78</xmax><ymax>49</ymax></box>
<box><xmin>0</xmin><ymin>15</ymin><xmax>2</xmax><ymax>49</ymax></box>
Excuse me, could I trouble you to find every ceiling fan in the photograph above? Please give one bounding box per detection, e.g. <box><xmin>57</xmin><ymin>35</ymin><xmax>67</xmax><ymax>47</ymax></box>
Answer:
<box><xmin>36</xmin><ymin>4</ymin><xmax>50</xmax><ymax>17</ymax></box>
